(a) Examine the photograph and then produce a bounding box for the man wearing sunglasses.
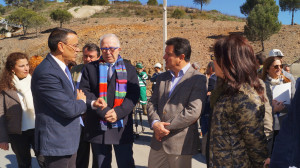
[80,34,139,168]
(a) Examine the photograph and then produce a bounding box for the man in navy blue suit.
[80,34,140,168]
[31,28,90,168]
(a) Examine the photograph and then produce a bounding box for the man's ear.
[57,42,64,53]
[179,54,185,60]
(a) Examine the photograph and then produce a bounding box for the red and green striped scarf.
[98,55,127,129]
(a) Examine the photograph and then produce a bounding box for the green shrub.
[129,0,142,5]
[171,8,185,19]
[147,0,158,6]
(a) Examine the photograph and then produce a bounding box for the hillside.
[0,3,299,77]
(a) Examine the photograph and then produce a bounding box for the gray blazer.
[147,66,207,155]
[0,89,23,143]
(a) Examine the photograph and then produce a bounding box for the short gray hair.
[99,34,120,48]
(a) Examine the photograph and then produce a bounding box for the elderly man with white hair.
[79,34,140,168]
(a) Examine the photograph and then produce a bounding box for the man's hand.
[93,98,107,110]
[272,100,285,113]
[0,142,9,150]
[105,109,117,123]
[77,89,86,102]
[264,158,270,168]
[152,122,170,141]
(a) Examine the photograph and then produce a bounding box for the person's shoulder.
[71,64,84,73]
[124,62,136,72]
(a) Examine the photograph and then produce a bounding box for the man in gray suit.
[147,37,207,168]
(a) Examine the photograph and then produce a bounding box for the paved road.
[0,118,207,168]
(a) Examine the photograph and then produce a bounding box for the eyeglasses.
[210,54,215,61]
[62,42,79,51]
[273,65,283,69]
[100,47,119,53]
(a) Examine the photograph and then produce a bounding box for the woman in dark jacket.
[208,35,268,167]
[0,52,38,168]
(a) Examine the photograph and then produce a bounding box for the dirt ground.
[1,15,299,78]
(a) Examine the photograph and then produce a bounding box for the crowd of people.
[0,27,299,168]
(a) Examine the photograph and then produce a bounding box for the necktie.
[65,67,74,90]
[107,64,113,81]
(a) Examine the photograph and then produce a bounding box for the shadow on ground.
[5,154,40,168]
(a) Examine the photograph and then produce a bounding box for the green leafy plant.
[50,9,73,28]
[171,8,185,19]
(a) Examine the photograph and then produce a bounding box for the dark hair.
[82,43,100,57]
[207,61,215,72]
[166,37,191,62]
[255,52,266,65]
[262,57,282,81]
[214,34,264,100]
[48,28,77,52]
[67,61,77,70]
[0,52,29,91]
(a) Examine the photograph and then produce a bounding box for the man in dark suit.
[147,37,207,168]
[71,43,100,168]
[31,28,88,168]
[80,34,140,168]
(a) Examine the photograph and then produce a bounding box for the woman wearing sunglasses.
[208,35,268,167]
[261,56,295,150]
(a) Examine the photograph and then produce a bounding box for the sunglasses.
[273,65,283,69]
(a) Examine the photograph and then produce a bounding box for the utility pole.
[163,0,167,71]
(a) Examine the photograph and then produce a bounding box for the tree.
[147,0,158,6]
[193,0,211,12]
[244,1,281,51]
[50,9,73,28]
[279,0,300,25]
[240,0,260,16]
[7,7,37,35]
[31,14,47,37]
[32,0,45,11]
[0,5,5,15]
[5,0,30,8]
[87,0,108,5]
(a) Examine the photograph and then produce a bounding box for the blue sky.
[0,0,298,25]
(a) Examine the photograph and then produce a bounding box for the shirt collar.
[50,53,67,71]
[170,63,191,78]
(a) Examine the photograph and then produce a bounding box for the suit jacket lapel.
[161,72,172,106]
[46,54,75,93]
[167,67,194,101]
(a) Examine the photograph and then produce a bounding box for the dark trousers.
[76,127,90,168]
[91,143,135,168]
[44,153,77,168]
[9,129,35,168]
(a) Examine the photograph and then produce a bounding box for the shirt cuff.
[80,99,86,104]
[151,120,160,129]
[91,100,97,110]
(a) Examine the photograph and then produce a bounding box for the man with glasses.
[70,43,100,168]
[31,28,91,168]
[80,34,140,168]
